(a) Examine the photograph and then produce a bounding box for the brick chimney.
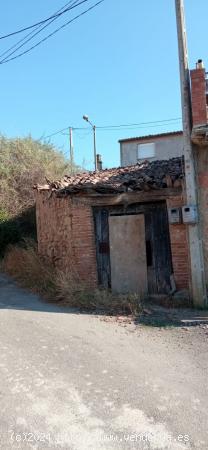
[96,154,103,171]
[190,59,208,128]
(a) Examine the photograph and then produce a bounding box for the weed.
[3,241,143,316]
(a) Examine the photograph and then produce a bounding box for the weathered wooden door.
[93,202,172,294]
[93,209,111,288]
[145,206,173,294]
[151,206,173,294]
[109,214,148,295]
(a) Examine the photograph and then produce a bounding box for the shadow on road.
[0,273,78,315]
[135,303,208,328]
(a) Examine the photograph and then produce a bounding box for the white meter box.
[182,205,198,224]
[168,207,182,224]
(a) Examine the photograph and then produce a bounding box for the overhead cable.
[0,0,90,63]
[0,0,86,40]
[43,117,182,139]
[0,0,78,59]
[0,1,104,65]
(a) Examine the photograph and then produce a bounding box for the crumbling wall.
[35,192,97,288]
[35,191,191,294]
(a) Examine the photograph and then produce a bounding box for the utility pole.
[93,125,97,171]
[69,127,74,174]
[175,0,206,307]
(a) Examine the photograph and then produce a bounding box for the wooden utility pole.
[93,125,98,172]
[175,0,206,307]
[69,127,74,174]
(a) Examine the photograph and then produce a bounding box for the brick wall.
[35,192,97,288]
[35,191,191,294]
[196,147,208,287]
[190,67,207,127]
[166,196,190,291]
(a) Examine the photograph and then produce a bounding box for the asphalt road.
[0,274,208,450]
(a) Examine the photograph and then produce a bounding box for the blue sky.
[0,0,207,169]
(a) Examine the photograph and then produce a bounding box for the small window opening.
[146,240,153,267]
[138,142,155,160]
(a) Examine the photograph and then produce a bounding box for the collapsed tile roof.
[35,157,184,196]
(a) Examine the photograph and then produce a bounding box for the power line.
[44,127,71,139]
[0,0,84,40]
[0,1,104,65]
[97,122,182,132]
[0,0,89,63]
[73,118,181,132]
[43,117,182,139]
[0,0,78,59]
[96,117,181,129]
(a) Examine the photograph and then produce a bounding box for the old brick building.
[34,60,208,305]
[35,158,190,299]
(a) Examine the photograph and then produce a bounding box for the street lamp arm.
[88,119,95,128]
[82,114,94,129]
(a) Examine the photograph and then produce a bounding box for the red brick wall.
[35,192,190,293]
[196,147,208,286]
[166,196,190,291]
[35,192,97,288]
[190,68,207,127]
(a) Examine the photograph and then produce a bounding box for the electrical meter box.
[168,207,181,224]
[182,205,198,224]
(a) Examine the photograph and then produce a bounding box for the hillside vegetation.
[0,135,75,216]
[0,135,78,255]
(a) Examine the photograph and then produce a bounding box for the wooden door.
[151,206,173,293]
[93,209,111,288]
[109,214,148,295]
[145,205,173,294]
[93,203,173,295]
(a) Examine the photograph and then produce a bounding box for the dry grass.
[2,241,143,316]
[2,240,57,297]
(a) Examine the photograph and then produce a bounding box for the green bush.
[0,209,9,222]
[0,135,79,216]
[0,207,37,258]
[0,135,80,255]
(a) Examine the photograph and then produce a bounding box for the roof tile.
[35,157,184,196]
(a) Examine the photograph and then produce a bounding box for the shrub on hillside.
[0,135,80,255]
[0,207,36,258]
[0,209,9,222]
[0,135,77,216]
